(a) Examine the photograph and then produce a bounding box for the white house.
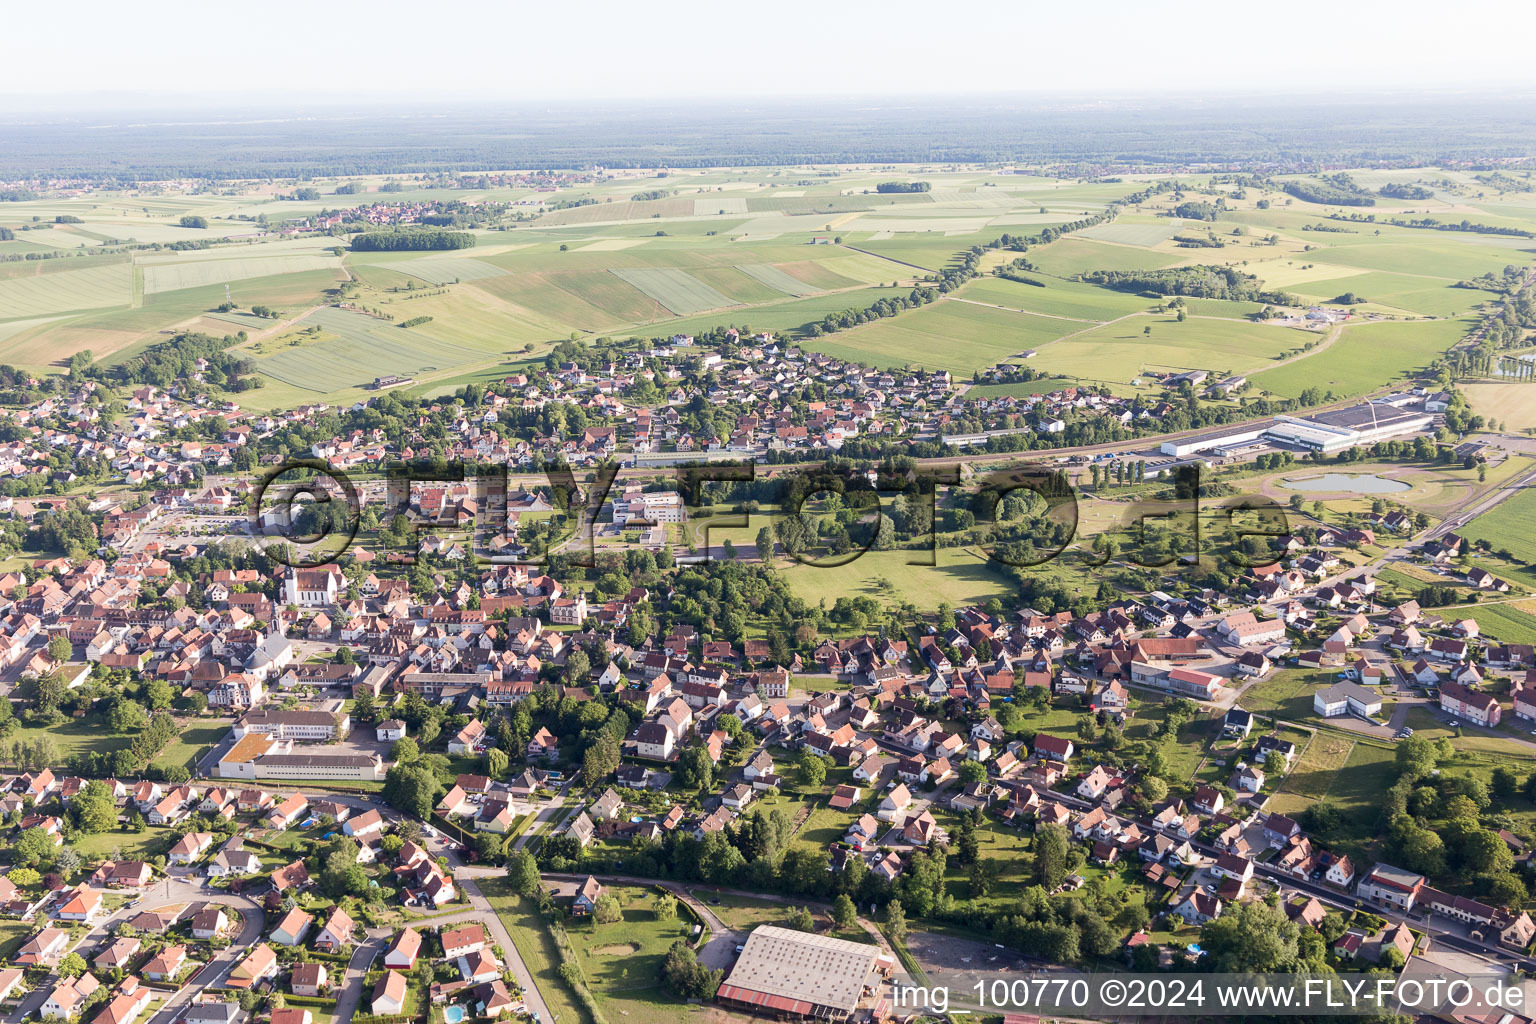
[1313,681,1382,719]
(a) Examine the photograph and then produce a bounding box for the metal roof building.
[717,925,892,1021]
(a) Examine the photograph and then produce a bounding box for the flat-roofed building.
[716,925,892,1022]
[217,733,382,781]
[233,709,349,742]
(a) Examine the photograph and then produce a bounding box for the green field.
[0,262,133,318]
[1316,740,1399,844]
[151,722,228,774]
[649,285,907,338]
[1289,271,1489,317]
[1025,236,1185,277]
[141,254,342,294]
[479,880,595,1024]
[959,275,1152,321]
[8,716,130,767]
[389,255,509,285]
[1251,318,1470,399]
[1462,487,1536,565]
[1460,604,1536,644]
[1077,219,1182,247]
[778,546,1014,613]
[255,305,490,391]
[1267,731,1356,817]
[737,262,822,297]
[802,298,1074,374]
[472,270,665,330]
[1023,313,1310,382]
[687,266,787,304]
[608,267,737,314]
[567,885,709,1024]
[1306,240,1528,280]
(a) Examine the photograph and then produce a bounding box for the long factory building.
[1159,400,1434,458]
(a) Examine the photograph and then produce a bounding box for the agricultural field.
[1461,486,1536,565]
[252,306,490,392]
[1076,218,1183,247]
[1463,382,1536,431]
[1460,603,1536,644]
[140,253,343,294]
[388,255,509,285]
[958,274,1153,321]
[0,163,1530,415]
[609,267,736,315]
[0,261,134,318]
[737,262,828,297]
[802,298,1076,374]
[1022,313,1311,383]
[1250,318,1471,399]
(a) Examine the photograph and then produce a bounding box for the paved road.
[123,882,265,1024]
[453,879,555,1024]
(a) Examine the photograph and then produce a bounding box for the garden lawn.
[7,716,130,767]
[151,722,227,774]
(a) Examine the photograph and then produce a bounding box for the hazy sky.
[7,0,1536,108]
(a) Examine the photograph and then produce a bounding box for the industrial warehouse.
[716,926,896,1021]
[1159,396,1437,458]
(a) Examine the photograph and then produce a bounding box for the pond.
[1279,472,1411,495]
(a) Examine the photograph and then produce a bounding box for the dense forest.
[1281,173,1377,206]
[98,331,261,390]
[1078,265,1296,304]
[349,229,476,252]
[1379,182,1436,200]
[4,96,1536,179]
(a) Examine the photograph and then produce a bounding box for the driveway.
[330,935,385,1024]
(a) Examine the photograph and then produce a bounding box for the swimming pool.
[445,1007,466,1023]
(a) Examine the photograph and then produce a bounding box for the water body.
[1280,473,1411,495]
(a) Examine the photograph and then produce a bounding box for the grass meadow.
[1251,318,1471,399]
